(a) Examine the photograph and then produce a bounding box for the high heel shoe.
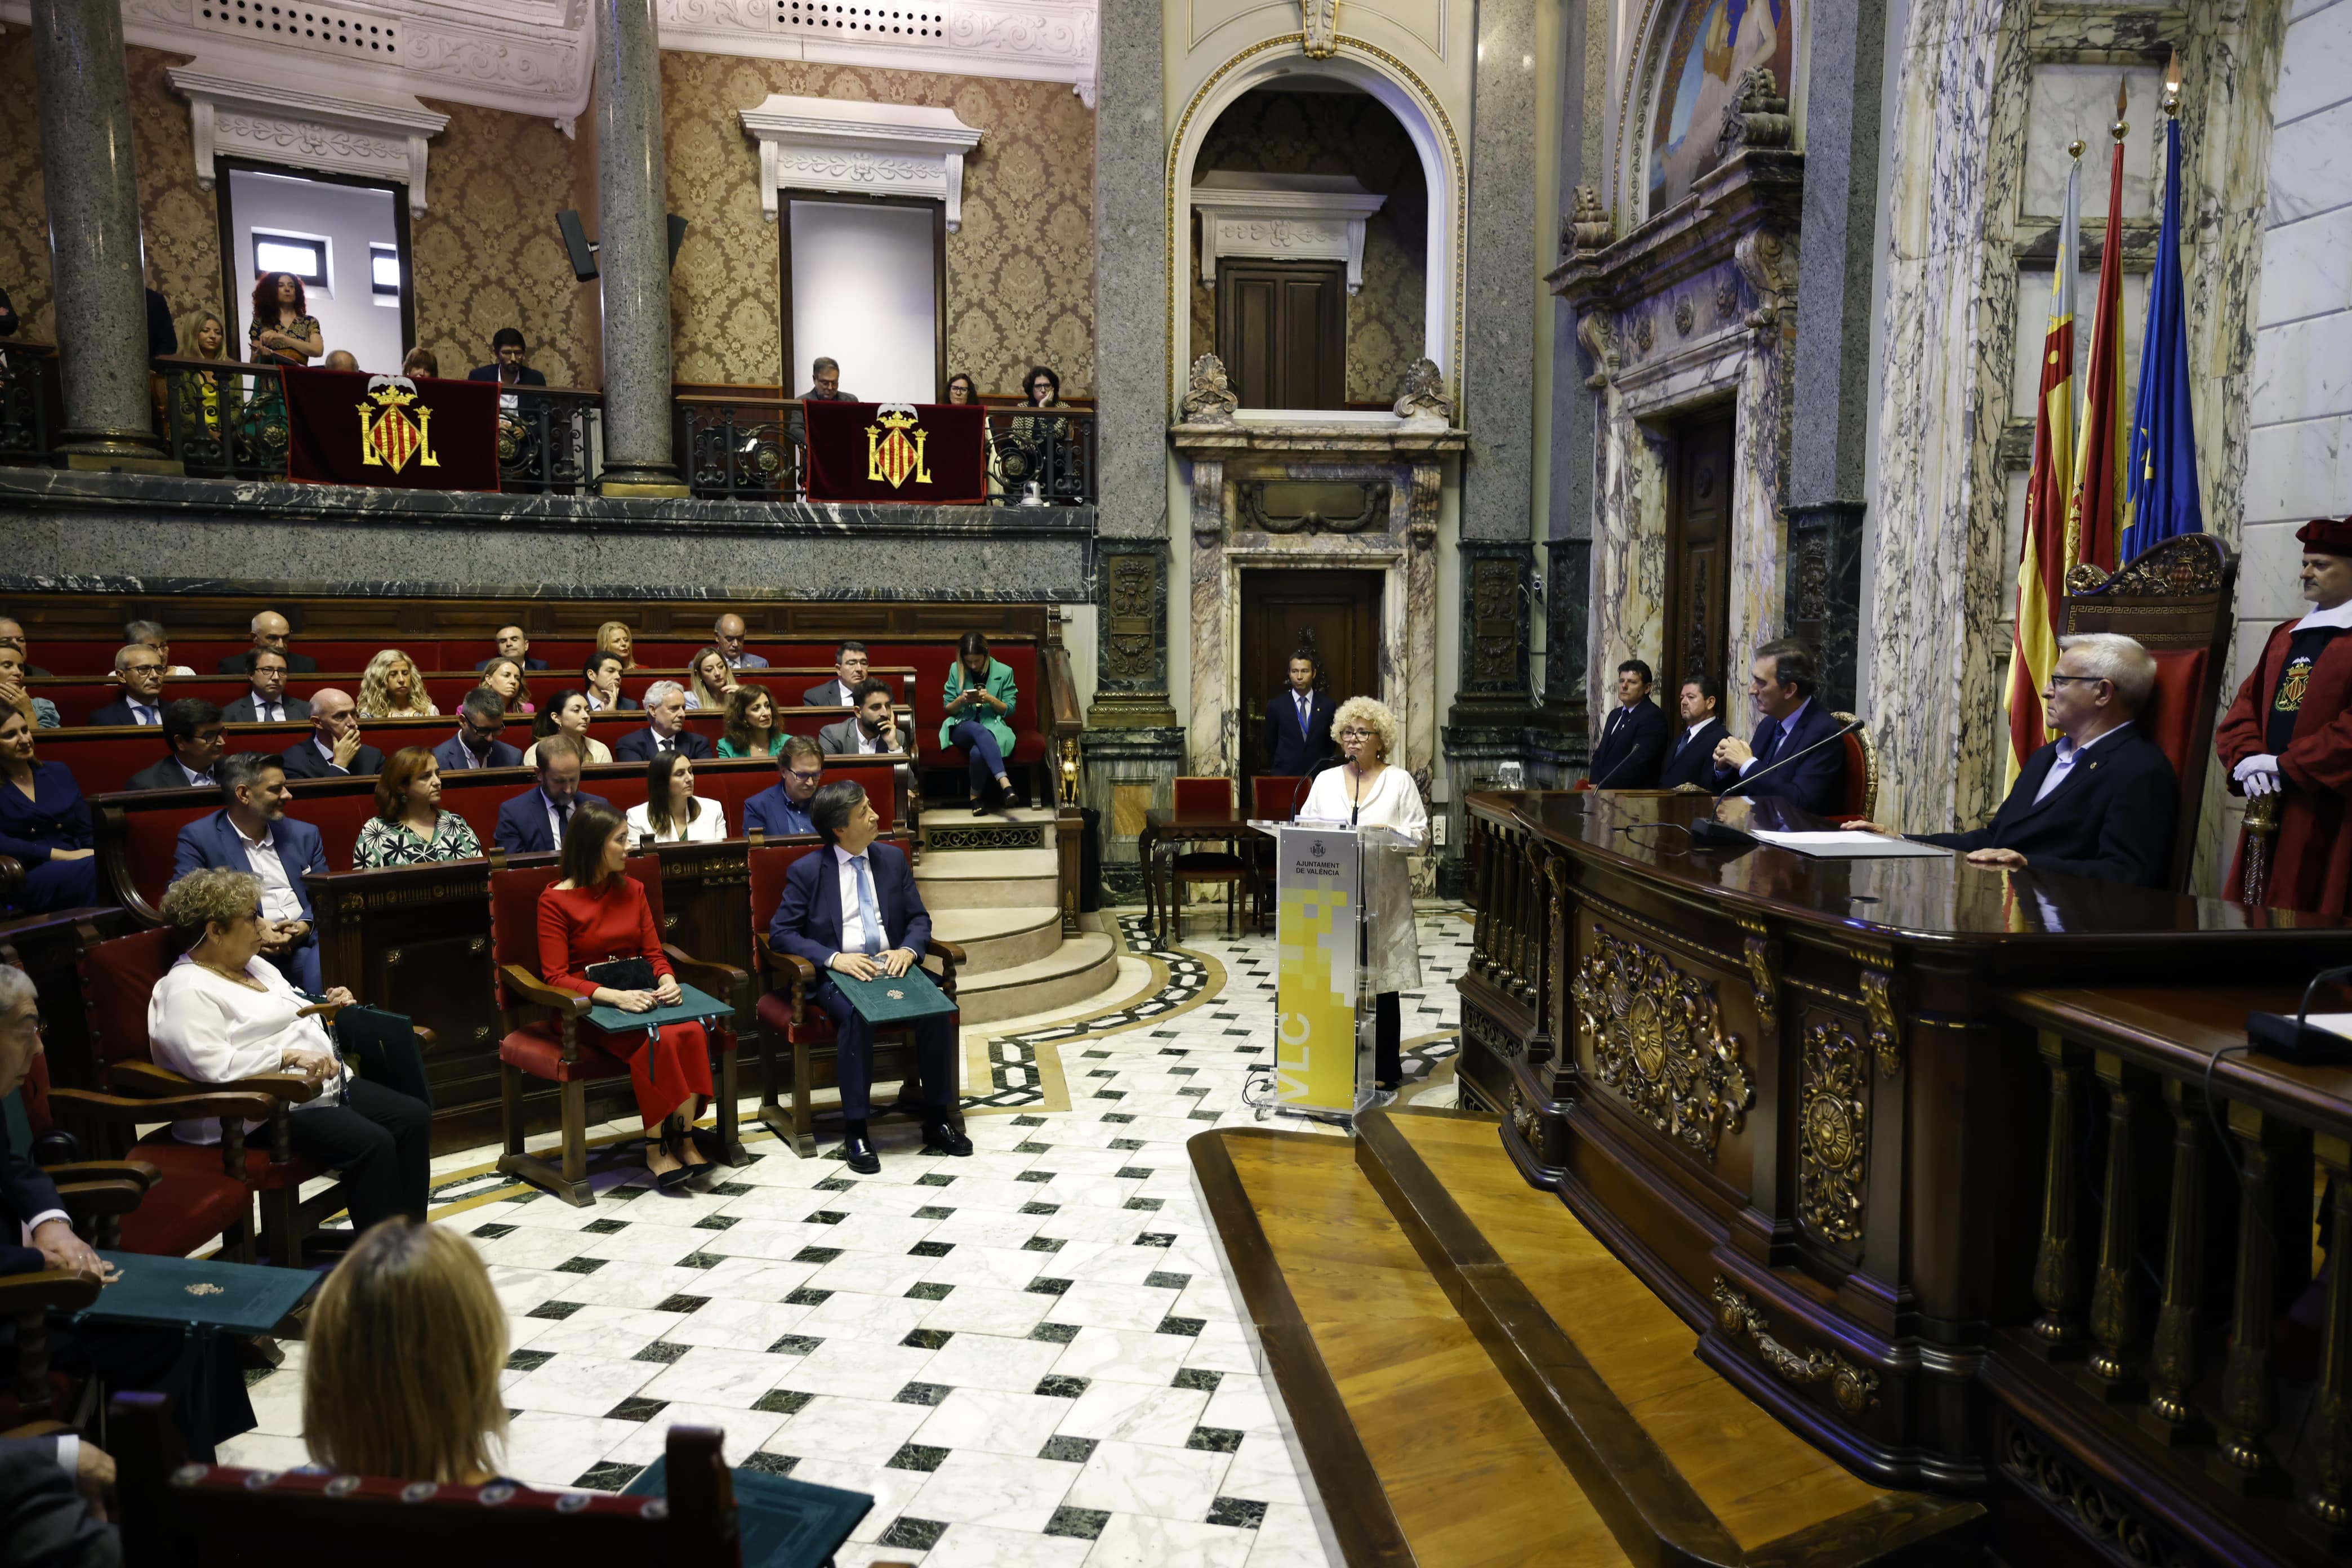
[651,1119,694,1195]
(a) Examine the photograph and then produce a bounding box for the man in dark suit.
[171,753,328,991]
[1262,652,1337,777]
[714,613,769,670]
[768,781,969,1174]
[745,736,825,838]
[803,642,868,709]
[0,1435,117,1567]
[785,357,856,450]
[818,680,902,756]
[1659,675,1730,791]
[493,733,609,854]
[431,689,524,773]
[90,643,170,727]
[1587,659,1668,789]
[466,327,547,389]
[616,681,714,761]
[475,623,549,672]
[1855,634,2179,887]
[212,611,317,674]
[1712,639,1849,817]
[126,700,226,792]
[221,649,310,724]
[278,689,382,779]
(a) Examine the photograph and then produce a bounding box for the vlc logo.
[865,404,933,489]
[355,376,440,474]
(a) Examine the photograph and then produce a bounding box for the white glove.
[2233,754,2281,797]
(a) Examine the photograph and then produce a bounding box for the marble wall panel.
[2266,101,2352,224]
[2019,65,2163,223]
[2255,205,2352,325]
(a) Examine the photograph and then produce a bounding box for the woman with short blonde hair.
[358,649,436,720]
[595,621,638,671]
[304,1218,509,1482]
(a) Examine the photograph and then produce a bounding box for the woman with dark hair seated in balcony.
[941,630,1023,815]
[0,708,99,911]
[353,746,483,868]
[718,685,784,758]
[944,372,977,404]
[524,688,614,766]
[999,364,1076,502]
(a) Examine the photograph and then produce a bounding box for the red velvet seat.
[1823,712,1879,826]
[1166,777,1253,939]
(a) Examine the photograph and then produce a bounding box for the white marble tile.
[912,1387,1073,1457]
[905,1450,1082,1530]
[2243,418,2352,528]
[918,1242,1056,1290]
[600,1401,789,1467]
[1062,1441,1233,1521]
[1049,1280,1182,1329]
[1052,1381,1209,1446]
[518,1304,684,1357]
[1052,1326,1193,1386]
[694,1218,841,1260]
[1200,1373,1281,1435]
[656,1297,815,1349]
[923,1521,1093,1568]
[470,1226,602,1271]
[2021,65,2162,222]
[239,1372,308,1438]
[213,1431,314,1472]
[484,1263,573,1315]
[803,1247,943,1298]
[2269,101,2352,225]
[636,1346,792,1408]
[1086,1512,1256,1568]
[2251,311,2352,426]
[1220,1433,1309,1508]
[1181,1322,1261,1375]
[691,1256,826,1302]
[917,1284,1053,1337]
[795,1288,935,1344]
[776,1339,939,1401]
[916,1331,1069,1393]
[764,1393,934,1465]
[924,1211,1056,1250]
[782,1455,933,1544]
[505,1353,660,1417]
[498,1412,642,1486]
[1245,1503,1337,1567]
[2276,3,2352,125]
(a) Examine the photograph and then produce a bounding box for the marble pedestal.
[1083,725,1188,903]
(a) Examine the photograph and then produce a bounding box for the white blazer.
[627,798,729,844]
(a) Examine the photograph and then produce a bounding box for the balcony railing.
[674,387,1098,506]
[0,339,61,465]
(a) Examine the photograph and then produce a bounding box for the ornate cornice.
[738,94,985,228]
[1546,147,1805,314]
[167,66,449,212]
[658,0,1099,104]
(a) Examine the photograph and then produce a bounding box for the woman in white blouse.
[1298,695,1428,1097]
[524,688,614,767]
[148,867,432,1232]
[626,752,728,844]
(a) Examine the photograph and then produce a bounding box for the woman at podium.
[1299,696,1428,1097]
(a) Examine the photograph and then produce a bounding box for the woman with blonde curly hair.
[594,620,638,671]
[1298,693,1428,1097]
[357,648,437,720]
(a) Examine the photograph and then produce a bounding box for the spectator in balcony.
[401,346,439,379]
[713,613,768,669]
[525,688,614,767]
[280,689,382,780]
[127,700,226,792]
[172,310,236,444]
[0,645,57,730]
[785,355,855,447]
[596,621,640,671]
[616,681,711,761]
[477,656,536,718]
[719,686,784,759]
[0,284,15,337]
[0,618,47,676]
[145,282,176,360]
[743,735,823,838]
[353,747,483,868]
[322,350,360,373]
[944,372,977,405]
[497,732,609,855]
[224,649,310,725]
[124,620,195,676]
[358,649,436,720]
[941,630,1022,814]
[803,642,868,710]
[247,273,321,370]
[467,328,545,391]
[169,753,329,992]
[627,752,727,845]
[432,689,522,772]
[0,709,99,911]
[91,644,171,727]
[998,365,1073,502]
[581,651,638,715]
[684,647,738,713]
[213,611,318,674]
[477,623,547,671]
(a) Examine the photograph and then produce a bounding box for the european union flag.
[2122,114,2202,551]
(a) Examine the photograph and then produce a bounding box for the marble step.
[928,905,1063,977]
[918,804,1059,856]
[911,847,1059,910]
[951,930,1121,1026]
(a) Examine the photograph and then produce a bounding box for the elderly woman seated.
[148,867,432,1234]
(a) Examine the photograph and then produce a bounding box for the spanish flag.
[2003,152,2080,791]
[2066,84,2132,577]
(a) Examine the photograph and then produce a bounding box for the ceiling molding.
[741,92,985,226]
[1191,171,1387,292]
[168,65,449,210]
[658,0,1099,106]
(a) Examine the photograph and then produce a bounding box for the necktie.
[1758,723,1783,766]
[554,798,571,841]
[135,703,157,725]
[851,856,884,955]
[1298,696,1309,736]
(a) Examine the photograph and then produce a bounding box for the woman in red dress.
[537,803,715,1192]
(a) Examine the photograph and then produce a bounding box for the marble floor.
[222,907,1472,1568]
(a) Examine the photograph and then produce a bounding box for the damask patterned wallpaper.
[659,52,1096,394]
[1187,88,1428,406]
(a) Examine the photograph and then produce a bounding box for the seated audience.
[941,631,1023,813]
[478,655,536,717]
[1659,674,1729,791]
[1852,634,2178,887]
[595,620,638,671]
[151,868,430,1231]
[354,747,484,868]
[819,679,902,756]
[213,609,318,674]
[627,753,727,845]
[684,646,737,713]
[719,685,784,758]
[400,346,439,379]
[0,616,47,676]
[171,753,328,991]
[0,1431,117,1566]
[581,651,638,714]
[616,681,712,761]
[768,780,969,1174]
[713,613,768,669]
[495,733,609,854]
[525,688,614,766]
[127,699,226,792]
[322,349,360,373]
[467,327,546,389]
[785,355,855,447]
[223,648,309,724]
[538,804,715,1192]
[0,709,99,911]
[478,623,547,671]
[123,619,195,675]
[944,371,977,404]
[302,1217,508,1484]
[433,689,523,772]
[279,688,382,779]
[744,736,823,836]
[0,644,57,729]
[358,648,437,719]
[1588,658,1667,789]
[1711,639,1848,816]
[804,640,867,709]
[91,643,168,726]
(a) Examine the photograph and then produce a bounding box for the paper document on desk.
[1748,830,1952,859]
[2304,1013,2352,1040]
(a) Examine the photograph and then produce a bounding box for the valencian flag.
[2004,152,2081,790]
[283,368,502,491]
[2121,99,2202,553]
[2065,82,2132,577]
[803,400,988,505]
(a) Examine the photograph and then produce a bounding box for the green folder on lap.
[585,982,735,1037]
[827,963,957,1025]
[623,1455,871,1568]
[78,1251,321,1336]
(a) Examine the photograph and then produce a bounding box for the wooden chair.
[491,857,748,1206]
[1825,712,1879,826]
[749,840,964,1158]
[112,1392,745,1567]
[1246,776,1303,930]
[2060,532,2237,892]
[1166,777,1251,940]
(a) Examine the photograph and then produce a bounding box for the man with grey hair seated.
[123,619,194,675]
[615,679,712,760]
[785,354,855,451]
[1851,631,2179,888]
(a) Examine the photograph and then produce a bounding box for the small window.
[252,232,327,288]
[371,244,400,304]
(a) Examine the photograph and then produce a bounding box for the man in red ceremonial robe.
[2217,517,2352,912]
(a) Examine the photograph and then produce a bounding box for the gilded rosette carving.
[1796,1022,1868,1246]
[1712,1276,1881,1418]
[1571,926,1754,1161]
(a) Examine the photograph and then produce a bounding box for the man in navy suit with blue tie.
[1262,653,1337,778]
[1587,660,1669,788]
[170,753,329,992]
[493,733,610,854]
[1712,639,1849,816]
[769,781,970,1174]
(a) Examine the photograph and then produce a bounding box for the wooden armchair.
[1168,777,1252,939]
[491,857,748,1206]
[1825,712,1879,826]
[1247,776,1304,930]
[747,840,964,1158]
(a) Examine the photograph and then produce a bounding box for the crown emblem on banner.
[865,403,933,489]
[357,376,440,475]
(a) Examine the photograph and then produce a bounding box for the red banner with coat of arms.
[283,367,503,491]
[803,400,987,505]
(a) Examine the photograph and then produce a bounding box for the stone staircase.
[912,807,1120,1026]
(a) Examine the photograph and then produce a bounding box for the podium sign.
[1273,824,1367,1116]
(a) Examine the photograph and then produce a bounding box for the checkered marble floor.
[224,909,1471,1568]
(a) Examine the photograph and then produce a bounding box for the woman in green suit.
[941,631,1023,814]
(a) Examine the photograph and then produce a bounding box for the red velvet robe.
[2216,618,2352,913]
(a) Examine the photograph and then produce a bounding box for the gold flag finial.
[2068,139,2085,161]
[2112,77,2129,141]
[2162,50,2182,117]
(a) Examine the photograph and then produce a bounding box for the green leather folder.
[585,982,735,1038]
[623,1455,871,1567]
[828,964,957,1025]
[78,1251,320,1336]
[329,1003,433,1110]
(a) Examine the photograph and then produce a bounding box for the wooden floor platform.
[1190,1108,1985,1567]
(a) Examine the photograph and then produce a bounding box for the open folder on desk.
[1748,830,1953,859]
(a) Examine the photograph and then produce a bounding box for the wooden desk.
[1459,790,2350,1566]
[1137,807,1266,947]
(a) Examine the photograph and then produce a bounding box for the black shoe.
[922,1119,974,1157]
[840,1134,881,1175]
[999,789,1027,812]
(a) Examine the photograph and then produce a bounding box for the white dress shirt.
[248,691,288,723]
[2295,597,2352,633]
[832,844,888,956]
[626,798,729,844]
[2033,721,2132,805]
[126,699,161,725]
[854,722,893,755]
[234,818,305,922]
[148,954,343,1143]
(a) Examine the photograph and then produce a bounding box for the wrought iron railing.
[0,340,61,465]
[983,405,1097,507]
[675,392,799,501]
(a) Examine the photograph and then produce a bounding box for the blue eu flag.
[2122,115,2202,552]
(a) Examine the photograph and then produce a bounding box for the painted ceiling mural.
[1647,0,1793,216]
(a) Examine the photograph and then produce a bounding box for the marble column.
[31,0,175,472]
[1459,0,1540,545]
[593,0,686,496]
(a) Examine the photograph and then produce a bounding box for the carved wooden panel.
[1796,1015,1870,1248]
[1570,923,1753,1162]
